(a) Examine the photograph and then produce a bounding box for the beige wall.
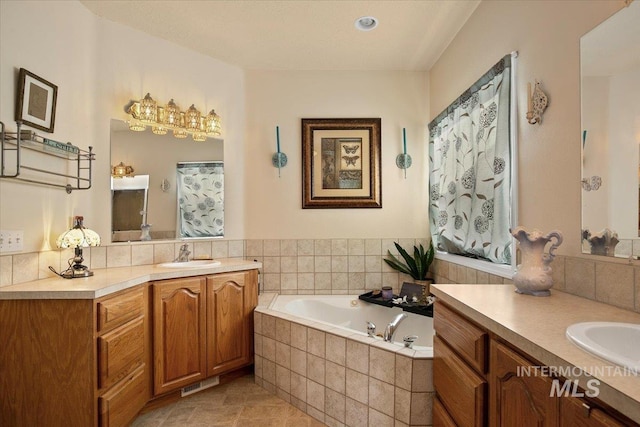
[0,1,246,252]
[244,70,429,239]
[429,0,622,256]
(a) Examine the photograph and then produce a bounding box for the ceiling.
[80,0,480,71]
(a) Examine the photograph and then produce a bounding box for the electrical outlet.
[0,230,24,253]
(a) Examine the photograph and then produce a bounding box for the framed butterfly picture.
[302,118,381,208]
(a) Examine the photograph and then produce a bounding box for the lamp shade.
[56,216,101,249]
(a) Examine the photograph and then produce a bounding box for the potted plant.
[384,241,435,301]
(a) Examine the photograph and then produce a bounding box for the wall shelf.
[0,121,94,193]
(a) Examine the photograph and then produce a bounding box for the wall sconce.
[52,216,101,279]
[272,125,288,177]
[111,162,134,178]
[526,80,548,124]
[395,128,412,178]
[125,93,221,141]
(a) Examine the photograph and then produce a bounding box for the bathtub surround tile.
[263,315,277,339]
[395,355,412,391]
[279,240,297,256]
[326,334,346,366]
[332,256,349,273]
[263,240,281,256]
[263,337,276,362]
[365,255,382,272]
[332,239,348,256]
[365,272,383,290]
[369,377,395,417]
[276,342,291,368]
[348,272,365,293]
[394,387,411,425]
[595,262,634,310]
[325,414,345,427]
[276,388,291,404]
[291,396,307,413]
[254,312,263,335]
[254,355,263,379]
[298,256,315,273]
[314,273,332,291]
[263,359,276,385]
[298,239,315,256]
[263,257,281,273]
[412,359,433,392]
[263,273,281,292]
[298,273,315,291]
[348,256,365,273]
[280,273,298,292]
[276,318,291,344]
[315,239,332,255]
[291,347,307,376]
[307,328,326,357]
[348,239,365,256]
[255,334,263,357]
[276,365,291,394]
[246,240,263,257]
[325,388,346,423]
[326,361,346,394]
[315,256,331,273]
[345,397,369,427]
[306,379,326,411]
[410,392,433,425]
[364,239,382,256]
[345,369,369,404]
[369,408,394,427]
[307,353,326,385]
[281,256,298,273]
[263,380,276,394]
[291,372,307,401]
[306,405,326,424]
[291,323,308,351]
[370,347,396,384]
[346,340,370,374]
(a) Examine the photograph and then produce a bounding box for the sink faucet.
[383,313,408,342]
[175,243,191,262]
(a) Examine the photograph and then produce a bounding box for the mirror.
[110,119,224,242]
[581,1,640,258]
[111,175,149,242]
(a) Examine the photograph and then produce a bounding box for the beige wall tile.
[369,378,394,417]
[263,273,281,292]
[348,239,365,256]
[410,392,434,425]
[131,244,153,266]
[348,272,365,292]
[291,372,307,402]
[368,408,394,427]
[394,387,411,425]
[298,256,315,273]
[12,253,38,284]
[298,239,315,256]
[315,239,332,255]
[276,365,291,394]
[291,347,307,376]
[106,245,131,268]
[395,355,412,391]
[595,262,634,310]
[263,359,276,385]
[345,397,368,427]
[635,266,640,313]
[254,355,263,379]
[332,273,349,291]
[412,359,433,392]
[332,239,348,256]
[365,256,382,273]
[0,256,12,287]
[551,255,566,291]
[280,240,297,256]
[262,314,276,339]
[193,241,212,259]
[306,405,325,424]
[349,256,365,272]
[326,361,346,394]
[263,257,281,273]
[212,240,230,258]
[291,323,307,351]
[153,243,174,264]
[565,257,596,299]
[332,256,348,273]
[281,273,298,291]
[314,273,332,292]
[326,334,346,366]
[281,256,298,273]
[306,380,325,411]
[307,354,326,385]
[298,273,315,291]
[276,342,291,369]
[245,240,263,257]
[263,239,281,256]
[345,369,368,404]
[38,250,59,279]
[346,340,369,374]
[315,256,331,273]
[369,348,395,384]
[307,328,326,357]
[263,337,276,362]
[276,318,291,344]
[325,388,346,423]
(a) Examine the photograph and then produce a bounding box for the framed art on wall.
[15,68,58,133]
[302,118,381,208]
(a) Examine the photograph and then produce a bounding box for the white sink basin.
[566,322,640,373]
[157,260,221,268]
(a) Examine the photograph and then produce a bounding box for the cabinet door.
[490,340,558,427]
[152,277,206,395]
[206,270,258,377]
[560,395,630,427]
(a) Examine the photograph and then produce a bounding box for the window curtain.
[177,161,224,238]
[428,55,512,264]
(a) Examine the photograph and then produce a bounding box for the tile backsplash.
[2,237,640,315]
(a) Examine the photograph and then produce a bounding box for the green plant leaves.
[383,241,434,280]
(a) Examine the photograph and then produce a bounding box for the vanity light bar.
[126,93,221,141]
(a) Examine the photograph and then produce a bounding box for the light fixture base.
[61,267,94,279]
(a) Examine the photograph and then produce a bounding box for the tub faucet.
[366,321,376,337]
[383,313,408,342]
[175,243,191,262]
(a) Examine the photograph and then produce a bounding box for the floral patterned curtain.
[177,161,224,238]
[428,55,512,264]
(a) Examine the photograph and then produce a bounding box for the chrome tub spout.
[383,313,408,342]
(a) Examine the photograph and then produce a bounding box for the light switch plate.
[0,230,24,253]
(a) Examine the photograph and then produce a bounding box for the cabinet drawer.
[99,364,147,427]
[434,302,487,374]
[434,335,486,427]
[560,395,630,427]
[98,317,145,389]
[97,287,144,333]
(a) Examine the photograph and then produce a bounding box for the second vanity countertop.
[0,258,262,300]
[431,284,640,424]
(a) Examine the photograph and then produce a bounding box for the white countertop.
[0,258,261,300]
[431,284,640,424]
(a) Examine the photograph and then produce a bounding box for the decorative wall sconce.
[272,125,288,177]
[526,81,548,124]
[111,162,134,178]
[125,93,221,141]
[395,128,412,178]
[581,175,602,191]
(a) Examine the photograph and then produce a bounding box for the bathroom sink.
[566,322,640,373]
[157,260,221,268]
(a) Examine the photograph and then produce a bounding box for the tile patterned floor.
[131,374,326,427]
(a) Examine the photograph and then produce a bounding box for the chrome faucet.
[366,321,377,338]
[175,243,191,262]
[383,313,408,342]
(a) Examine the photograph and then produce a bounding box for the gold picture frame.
[15,68,58,133]
[302,118,382,209]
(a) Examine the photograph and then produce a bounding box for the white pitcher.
[511,227,563,296]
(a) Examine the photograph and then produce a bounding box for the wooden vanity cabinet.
[151,269,258,396]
